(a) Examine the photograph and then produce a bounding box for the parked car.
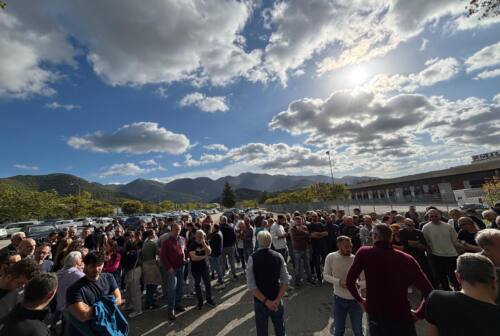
[95,217,113,228]
[73,217,95,227]
[23,223,58,243]
[55,219,75,230]
[4,221,40,237]
[0,227,8,239]
[459,203,488,210]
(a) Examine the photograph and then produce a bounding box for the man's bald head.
[19,238,36,258]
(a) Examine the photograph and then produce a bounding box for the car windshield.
[29,225,54,233]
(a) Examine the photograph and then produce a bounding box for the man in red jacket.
[160,223,187,320]
[346,224,433,336]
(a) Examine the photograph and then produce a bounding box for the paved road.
[128,269,426,336]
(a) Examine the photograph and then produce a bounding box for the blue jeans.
[332,295,363,336]
[166,267,184,312]
[210,256,224,284]
[254,299,286,336]
[294,249,312,284]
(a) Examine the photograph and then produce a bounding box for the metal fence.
[263,197,459,215]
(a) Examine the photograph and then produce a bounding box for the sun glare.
[348,66,368,86]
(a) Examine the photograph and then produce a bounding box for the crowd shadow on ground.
[129,272,332,336]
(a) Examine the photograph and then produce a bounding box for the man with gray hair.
[247,230,291,336]
[476,228,500,305]
[1,232,26,252]
[482,210,498,228]
[56,251,84,313]
[425,253,500,336]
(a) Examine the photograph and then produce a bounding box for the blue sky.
[1,0,499,184]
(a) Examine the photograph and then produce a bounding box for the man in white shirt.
[422,209,460,291]
[271,215,289,262]
[324,236,365,336]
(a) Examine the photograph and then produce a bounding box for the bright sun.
[348,66,368,86]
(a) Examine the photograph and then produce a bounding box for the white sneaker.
[128,311,143,318]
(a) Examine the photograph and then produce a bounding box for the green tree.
[221,182,236,208]
[483,177,500,206]
[240,200,258,208]
[160,200,176,211]
[121,200,143,215]
[143,202,160,213]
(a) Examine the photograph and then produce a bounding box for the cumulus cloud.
[57,0,263,87]
[45,102,81,110]
[203,144,229,152]
[179,92,229,113]
[269,88,500,157]
[369,57,461,93]
[67,122,190,155]
[262,0,465,83]
[0,3,74,98]
[474,68,500,80]
[465,41,500,73]
[100,161,165,178]
[14,164,39,171]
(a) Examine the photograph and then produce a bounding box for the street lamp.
[326,151,335,186]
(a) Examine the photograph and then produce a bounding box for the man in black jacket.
[247,230,291,336]
[2,273,57,336]
[219,216,237,279]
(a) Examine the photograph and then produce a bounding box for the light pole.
[326,150,335,186]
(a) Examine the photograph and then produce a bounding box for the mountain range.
[0,173,376,204]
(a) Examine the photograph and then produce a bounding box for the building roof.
[349,160,500,190]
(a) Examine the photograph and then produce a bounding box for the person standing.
[18,238,36,259]
[209,224,224,287]
[359,215,374,246]
[34,243,54,273]
[247,231,291,336]
[307,212,328,284]
[160,223,186,321]
[422,209,460,291]
[242,217,255,264]
[405,206,420,224]
[475,229,500,305]
[1,232,25,253]
[122,231,142,318]
[323,236,365,336]
[188,230,216,309]
[0,258,39,324]
[66,252,122,333]
[235,220,247,271]
[141,230,162,310]
[346,224,433,336]
[56,251,84,314]
[220,217,238,279]
[341,217,361,252]
[291,216,313,286]
[271,215,289,262]
[425,253,500,336]
[2,273,58,336]
[399,218,433,284]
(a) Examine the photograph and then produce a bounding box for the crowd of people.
[0,202,499,336]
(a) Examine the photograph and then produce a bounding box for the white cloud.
[420,38,429,51]
[68,122,190,155]
[465,41,500,73]
[100,162,165,178]
[0,3,74,98]
[139,159,158,166]
[58,0,263,87]
[14,164,39,171]
[269,89,500,158]
[493,93,500,105]
[369,57,461,93]
[180,92,229,113]
[262,0,465,83]
[474,68,500,80]
[154,86,168,98]
[203,144,229,152]
[45,101,81,110]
